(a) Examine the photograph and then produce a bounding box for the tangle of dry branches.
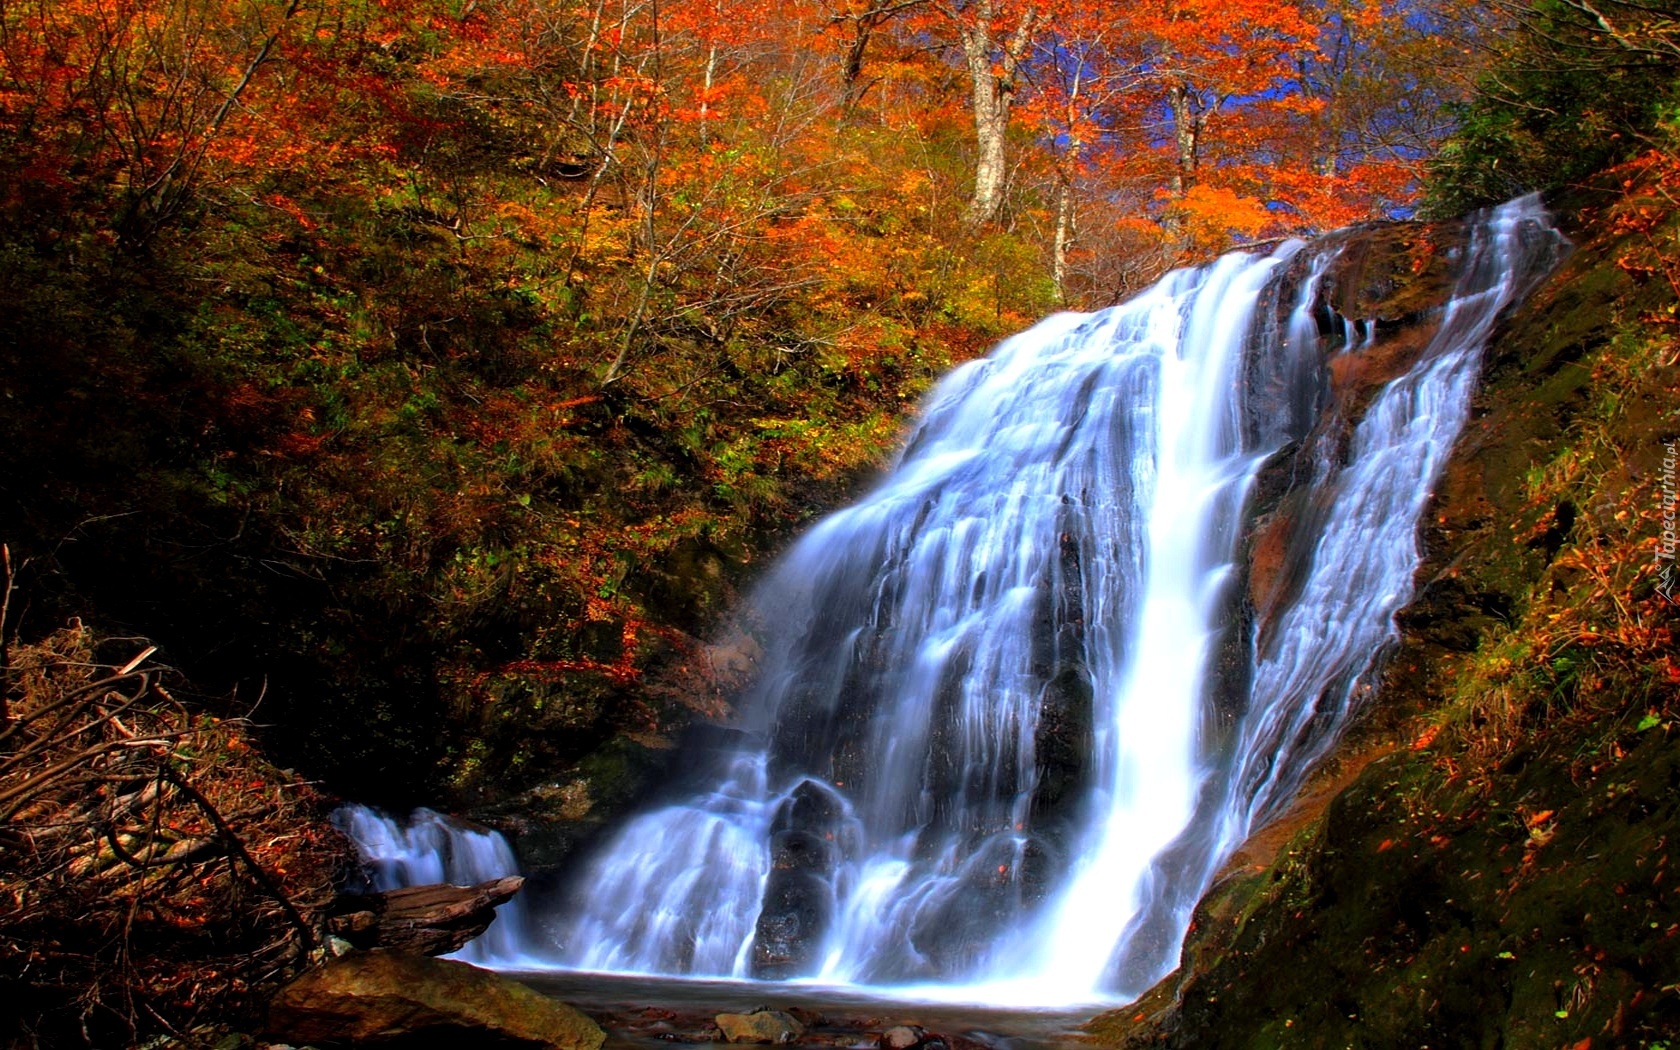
[1,622,345,1049]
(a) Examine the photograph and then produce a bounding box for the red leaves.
[267,192,318,231]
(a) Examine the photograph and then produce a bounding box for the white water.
[337,199,1563,1002]
[331,805,531,966]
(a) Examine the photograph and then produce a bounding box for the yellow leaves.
[576,210,636,267]
[493,200,535,225]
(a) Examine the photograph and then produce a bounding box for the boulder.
[879,1024,926,1049]
[750,779,853,978]
[266,951,604,1049]
[748,869,832,978]
[714,1009,806,1044]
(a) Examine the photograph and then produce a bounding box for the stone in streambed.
[715,1009,806,1043]
[878,1025,926,1049]
[266,951,604,1049]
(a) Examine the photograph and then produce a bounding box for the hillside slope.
[1089,154,1680,1050]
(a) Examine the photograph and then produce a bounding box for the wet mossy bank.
[1086,173,1680,1047]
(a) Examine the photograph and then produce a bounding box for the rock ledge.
[266,951,604,1049]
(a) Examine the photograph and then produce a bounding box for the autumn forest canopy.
[0,0,1676,804]
[0,0,1474,291]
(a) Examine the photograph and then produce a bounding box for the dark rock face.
[752,780,847,978]
[751,870,834,979]
[265,951,605,1049]
[1028,509,1097,844]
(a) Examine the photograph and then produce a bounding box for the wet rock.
[902,836,1056,976]
[879,1025,926,1049]
[779,779,848,836]
[751,780,851,978]
[750,869,833,978]
[715,1009,806,1044]
[771,828,836,872]
[783,1006,827,1028]
[1323,221,1464,325]
[1029,644,1095,839]
[1023,511,1095,855]
[265,951,604,1050]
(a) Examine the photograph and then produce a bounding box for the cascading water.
[545,198,1563,1003]
[333,805,530,966]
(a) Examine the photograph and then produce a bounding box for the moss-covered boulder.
[265,952,606,1049]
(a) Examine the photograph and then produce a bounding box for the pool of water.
[512,970,1105,1049]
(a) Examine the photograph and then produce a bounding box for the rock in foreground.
[715,1008,807,1043]
[266,951,605,1049]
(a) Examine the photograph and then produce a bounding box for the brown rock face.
[1236,219,1480,652]
[1323,220,1464,324]
[265,951,605,1049]
[879,1023,928,1049]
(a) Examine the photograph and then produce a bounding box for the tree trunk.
[840,19,874,117]
[1169,83,1200,196]
[838,1,926,120]
[328,876,526,956]
[697,42,717,137]
[1053,176,1075,302]
[956,0,1037,227]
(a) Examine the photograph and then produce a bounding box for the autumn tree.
[918,0,1046,226]
[1428,0,1680,213]
[819,0,927,118]
[0,0,305,244]
[1257,0,1470,229]
[1021,13,1144,298]
[598,0,846,384]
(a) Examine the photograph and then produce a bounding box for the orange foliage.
[1169,184,1277,248]
[0,0,1443,262]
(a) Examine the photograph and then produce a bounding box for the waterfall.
[552,199,1562,1002]
[332,804,530,966]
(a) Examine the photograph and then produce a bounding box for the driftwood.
[329,875,524,955]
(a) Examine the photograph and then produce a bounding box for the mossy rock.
[266,952,606,1049]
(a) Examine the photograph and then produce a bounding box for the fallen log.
[328,875,524,956]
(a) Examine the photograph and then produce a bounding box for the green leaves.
[1424,0,1680,213]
